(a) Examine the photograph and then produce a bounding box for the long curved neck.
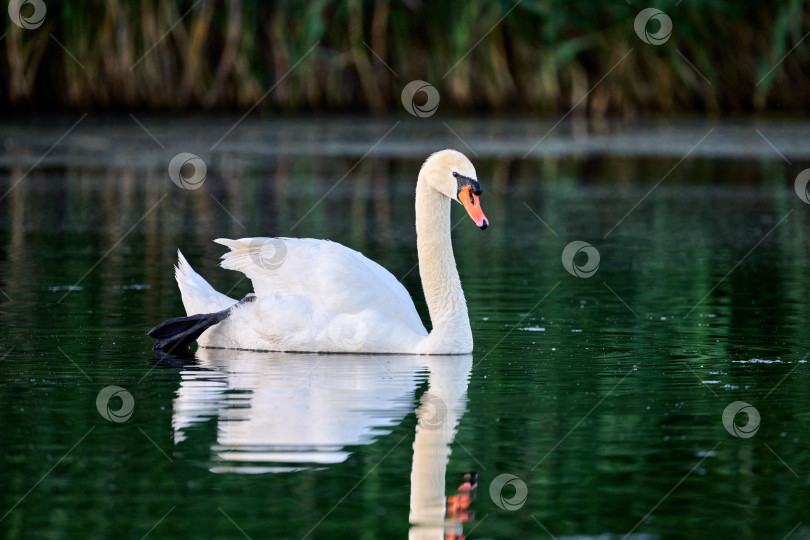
[415,174,472,354]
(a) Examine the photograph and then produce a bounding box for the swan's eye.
[452,171,459,178]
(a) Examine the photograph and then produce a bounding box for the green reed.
[0,0,806,114]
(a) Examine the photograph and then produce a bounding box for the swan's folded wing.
[214,237,427,336]
[215,237,297,295]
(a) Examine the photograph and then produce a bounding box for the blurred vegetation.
[0,0,808,114]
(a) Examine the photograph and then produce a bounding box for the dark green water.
[1,118,809,539]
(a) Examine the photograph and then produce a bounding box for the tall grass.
[1,0,807,114]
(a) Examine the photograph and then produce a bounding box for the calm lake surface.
[1,116,809,539]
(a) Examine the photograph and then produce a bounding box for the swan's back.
[215,237,427,342]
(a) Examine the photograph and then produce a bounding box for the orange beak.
[459,186,489,230]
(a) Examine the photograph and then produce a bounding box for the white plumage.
[169,149,488,355]
[177,238,428,353]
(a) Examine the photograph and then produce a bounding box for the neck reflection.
[167,349,474,537]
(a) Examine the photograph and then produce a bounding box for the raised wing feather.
[214,237,426,336]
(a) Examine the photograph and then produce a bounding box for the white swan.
[149,149,488,355]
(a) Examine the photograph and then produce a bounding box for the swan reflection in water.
[167,348,475,538]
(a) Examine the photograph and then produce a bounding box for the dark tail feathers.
[148,295,256,356]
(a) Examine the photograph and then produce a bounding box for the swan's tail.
[148,295,256,355]
[176,250,235,315]
[149,251,241,356]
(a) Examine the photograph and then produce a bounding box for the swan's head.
[421,149,489,230]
